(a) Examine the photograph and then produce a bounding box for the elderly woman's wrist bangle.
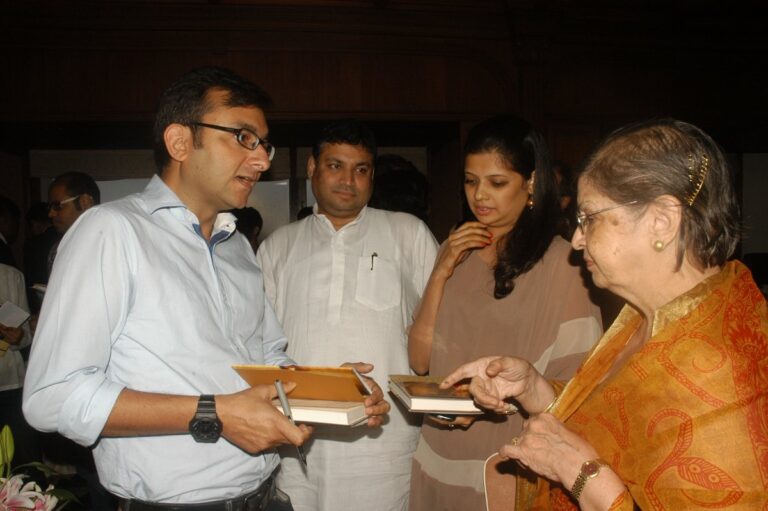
[542,396,557,414]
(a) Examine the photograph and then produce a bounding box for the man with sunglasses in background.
[45,172,100,275]
[48,172,101,235]
[23,66,389,511]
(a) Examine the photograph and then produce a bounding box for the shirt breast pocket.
[355,255,401,311]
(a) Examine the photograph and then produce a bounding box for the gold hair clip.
[686,153,708,206]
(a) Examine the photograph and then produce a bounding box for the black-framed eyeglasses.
[575,200,639,234]
[192,122,276,161]
[48,195,81,212]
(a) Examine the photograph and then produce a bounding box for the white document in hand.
[0,301,30,328]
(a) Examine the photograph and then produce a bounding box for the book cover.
[234,365,373,426]
[0,301,31,329]
[388,374,483,414]
[233,365,369,402]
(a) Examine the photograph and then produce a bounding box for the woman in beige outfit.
[407,115,603,510]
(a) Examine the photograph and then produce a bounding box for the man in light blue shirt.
[22,67,388,508]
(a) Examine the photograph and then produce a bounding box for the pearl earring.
[653,240,665,252]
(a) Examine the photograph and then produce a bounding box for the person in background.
[444,119,768,510]
[0,195,21,269]
[407,115,602,511]
[23,66,389,510]
[38,172,110,508]
[46,172,101,276]
[0,262,38,469]
[23,202,60,313]
[232,206,263,254]
[553,160,577,240]
[369,153,430,223]
[257,120,438,511]
[47,172,101,235]
[296,206,313,221]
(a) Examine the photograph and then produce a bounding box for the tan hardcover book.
[233,365,371,426]
[273,398,367,426]
[388,374,483,414]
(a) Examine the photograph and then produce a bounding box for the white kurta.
[256,206,438,511]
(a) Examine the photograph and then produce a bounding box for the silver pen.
[274,379,307,467]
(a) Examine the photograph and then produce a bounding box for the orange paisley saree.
[514,261,768,510]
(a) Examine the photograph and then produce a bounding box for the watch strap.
[570,459,605,501]
[197,394,217,416]
[189,394,222,443]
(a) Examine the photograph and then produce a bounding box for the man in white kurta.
[256,120,438,511]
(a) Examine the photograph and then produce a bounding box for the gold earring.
[653,240,665,252]
[526,195,534,210]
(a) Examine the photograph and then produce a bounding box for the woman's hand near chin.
[433,222,492,280]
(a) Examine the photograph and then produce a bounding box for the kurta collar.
[312,204,369,233]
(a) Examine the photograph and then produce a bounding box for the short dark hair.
[0,195,21,243]
[297,206,314,220]
[311,119,377,160]
[50,172,101,206]
[0,195,21,221]
[26,202,50,223]
[232,207,263,238]
[581,118,740,269]
[369,154,429,222]
[464,115,560,299]
[153,66,273,172]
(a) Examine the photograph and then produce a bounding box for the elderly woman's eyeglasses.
[575,201,638,234]
[48,195,81,212]
[192,122,276,161]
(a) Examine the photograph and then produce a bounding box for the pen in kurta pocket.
[370,252,378,270]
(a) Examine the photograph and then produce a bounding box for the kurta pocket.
[355,255,401,310]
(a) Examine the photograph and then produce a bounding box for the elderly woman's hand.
[500,414,628,509]
[440,356,546,414]
[500,413,598,483]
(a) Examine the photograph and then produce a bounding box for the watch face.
[190,417,222,443]
[583,460,601,477]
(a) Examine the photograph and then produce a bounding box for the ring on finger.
[502,403,517,415]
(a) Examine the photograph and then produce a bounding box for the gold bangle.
[542,396,557,414]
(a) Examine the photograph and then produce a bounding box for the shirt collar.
[141,175,237,241]
[142,175,186,214]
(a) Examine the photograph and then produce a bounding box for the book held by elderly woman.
[388,374,484,414]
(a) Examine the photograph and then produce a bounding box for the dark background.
[2,0,767,243]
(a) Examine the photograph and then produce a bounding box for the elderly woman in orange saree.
[443,119,768,510]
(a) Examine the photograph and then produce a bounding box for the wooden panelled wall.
[2,1,767,242]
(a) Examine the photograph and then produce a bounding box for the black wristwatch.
[189,395,222,443]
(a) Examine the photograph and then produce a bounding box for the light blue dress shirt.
[23,176,293,503]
